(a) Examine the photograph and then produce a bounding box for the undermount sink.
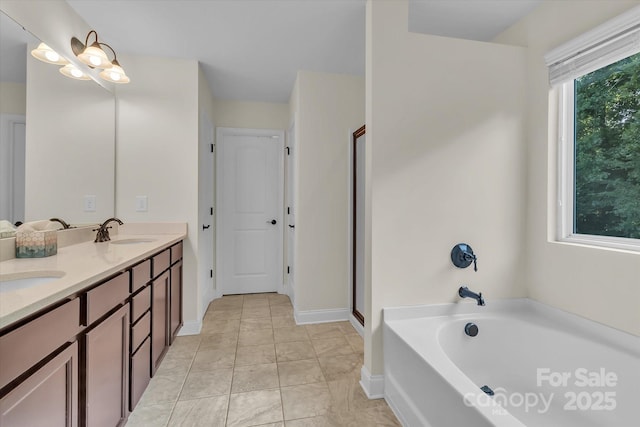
[0,271,65,294]
[109,238,156,245]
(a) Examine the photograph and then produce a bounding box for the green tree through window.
[574,52,640,239]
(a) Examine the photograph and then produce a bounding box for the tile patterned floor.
[125,293,400,427]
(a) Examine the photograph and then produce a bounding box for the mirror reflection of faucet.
[458,286,485,306]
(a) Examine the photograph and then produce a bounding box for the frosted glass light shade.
[77,42,112,69]
[59,64,91,80]
[99,61,130,84]
[31,43,69,65]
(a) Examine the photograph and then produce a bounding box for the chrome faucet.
[94,218,123,242]
[50,218,72,229]
[458,286,485,306]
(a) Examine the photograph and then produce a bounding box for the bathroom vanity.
[0,227,185,427]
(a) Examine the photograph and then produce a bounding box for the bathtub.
[383,299,640,427]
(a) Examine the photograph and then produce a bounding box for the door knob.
[288,225,295,229]
[267,219,277,225]
[202,224,211,230]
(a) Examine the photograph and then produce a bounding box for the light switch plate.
[135,196,148,212]
[84,195,96,212]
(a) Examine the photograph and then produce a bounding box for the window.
[546,7,640,251]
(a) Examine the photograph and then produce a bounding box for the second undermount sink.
[0,271,65,294]
[109,238,156,245]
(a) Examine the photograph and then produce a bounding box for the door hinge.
[285,146,290,155]
[210,207,213,215]
[210,143,214,153]
[287,266,290,274]
[210,269,213,278]
[287,207,290,215]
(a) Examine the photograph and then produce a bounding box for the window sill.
[555,234,640,254]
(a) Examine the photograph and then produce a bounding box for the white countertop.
[0,224,186,329]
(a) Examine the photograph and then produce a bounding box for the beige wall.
[366,0,528,375]
[212,98,289,130]
[291,70,365,313]
[115,54,200,328]
[0,82,26,115]
[494,0,640,336]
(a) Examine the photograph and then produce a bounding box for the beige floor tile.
[179,368,233,400]
[227,389,283,427]
[240,317,273,331]
[171,335,202,353]
[137,373,185,406]
[284,414,345,427]
[281,383,332,420]
[239,329,275,346]
[201,318,240,334]
[206,308,242,321]
[190,347,236,371]
[325,377,378,413]
[232,363,279,393]
[278,359,325,387]
[275,341,316,362]
[305,324,344,340]
[311,336,354,358]
[125,402,174,427]
[198,331,238,351]
[154,351,194,377]
[353,404,401,426]
[168,395,228,427]
[243,299,271,309]
[268,294,292,306]
[272,315,297,328]
[344,334,363,354]
[242,306,272,319]
[318,353,363,381]
[335,322,358,336]
[273,326,309,343]
[318,354,362,382]
[235,343,277,366]
[269,305,293,317]
[243,293,270,302]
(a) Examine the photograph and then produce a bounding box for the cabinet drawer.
[131,286,151,322]
[130,337,151,411]
[0,298,81,390]
[152,249,170,278]
[131,311,150,352]
[131,260,151,293]
[86,272,130,325]
[171,241,183,264]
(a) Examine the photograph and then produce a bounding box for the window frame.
[555,62,640,253]
[548,6,640,252]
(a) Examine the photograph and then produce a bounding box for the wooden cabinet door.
[0,341,78,427]
[151,271,169,375]
[169,260,183,343]
[84,304,129,427]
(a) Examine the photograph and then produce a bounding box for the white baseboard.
[177,320,202,336]
[349,314,364,337]
[360,365,385,399]
[294,307,349,325]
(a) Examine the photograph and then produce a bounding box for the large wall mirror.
[0,11,115,230]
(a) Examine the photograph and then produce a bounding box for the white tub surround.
[0,222,186,328]
[383,299,640,427]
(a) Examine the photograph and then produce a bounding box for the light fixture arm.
[98,42,118,63]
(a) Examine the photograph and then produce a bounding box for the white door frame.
[215,127,285,296]
[285,115,297,304]
[198,110,216,311]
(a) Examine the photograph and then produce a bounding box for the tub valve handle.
[451,243,478,272]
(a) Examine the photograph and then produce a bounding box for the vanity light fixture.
[59,64,91,81]
[72,30,112,69]
[71,30,130,84]
[30,42,69,65]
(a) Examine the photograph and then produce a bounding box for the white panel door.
[217,128,284,295]
[0,114,26,223]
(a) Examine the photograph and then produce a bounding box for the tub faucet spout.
[458,286,485,306]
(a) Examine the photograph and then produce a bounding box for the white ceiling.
[2,1,542,102]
